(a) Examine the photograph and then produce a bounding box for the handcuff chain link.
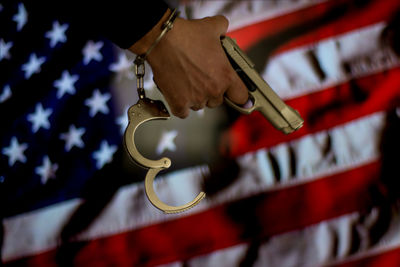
[134,56,146,99]
[132,9,179,100]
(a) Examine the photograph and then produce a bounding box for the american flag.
[2,0,400,266]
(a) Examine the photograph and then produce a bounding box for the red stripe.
[333,247,400,267]
[8,161,382,266]
[228,0,349,50]
[228,0,400,53]
[272,0,400,55]
[222,67,400,157]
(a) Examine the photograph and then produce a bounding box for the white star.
[53,70,79,99]
[35,156,58,184]
[156,130,178,155]
[0,85,12,103]
[60,125,85,151]
[82,40,103,65]
[116,106,129,135]
[2,137,28,166]
[85,89,111,117]
[116,115,128,135]
[109,52,134,80]
[0,39,13,61]
[21,53,46,79]
[27,103,52,133]
[45,21,68,48]
[92,140,117,169]
[13,3,28,31]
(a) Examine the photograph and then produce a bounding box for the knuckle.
[174,110,188,118]
[205,15,229,34]
[208,82,221,98]
[191,104,205,111]
[216,15,229,29]
[172,104,189,118]
[194,94,206,105]
[214,97,224,107]
[207,96,224,108]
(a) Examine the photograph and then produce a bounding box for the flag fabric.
[2,0,400,266]
[0,1,123,215]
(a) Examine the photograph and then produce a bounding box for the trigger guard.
[224,93,256,115]
[124,98,171,169]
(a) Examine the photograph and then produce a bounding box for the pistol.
[221,36,304,134]
[124,37,305,214]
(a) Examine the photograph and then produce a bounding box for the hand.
[129,10,248,118]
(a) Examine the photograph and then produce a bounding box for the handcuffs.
[124,9,205,214]
[124,9,303,214]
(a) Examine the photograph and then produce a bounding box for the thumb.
[204,15,229,36]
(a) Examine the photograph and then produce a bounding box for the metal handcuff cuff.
[124,9,206,214]
[124,9,305,214]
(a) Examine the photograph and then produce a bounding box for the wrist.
[146,16,184,67]
[128,8,172,55]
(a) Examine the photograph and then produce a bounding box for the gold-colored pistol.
[124,36,304,214]
[221,36,304,134]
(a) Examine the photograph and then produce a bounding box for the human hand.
[130,11,248,118]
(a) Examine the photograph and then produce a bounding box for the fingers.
[157,85,190,118]
[163,55,248,118]
[206,96,224,108]
[206,15,248,105]
[165,73,248,118]
[191,100,208,111]
[224,70,249,106]
[148,14,246,119]
[170,103,190,119]
[205,70,248,109]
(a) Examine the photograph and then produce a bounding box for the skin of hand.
[129,9,248,118]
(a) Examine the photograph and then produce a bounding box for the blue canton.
[0,1,123,217]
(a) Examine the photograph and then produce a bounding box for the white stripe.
[180,0,328,32]
[328,207,400,266]
[2,199,82,261]
[254,206,400,267]
[2,111,386,262]
[206,112,383,204]
[159,243,249,267]
[160,206,400,267]
[264,23,400,99]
